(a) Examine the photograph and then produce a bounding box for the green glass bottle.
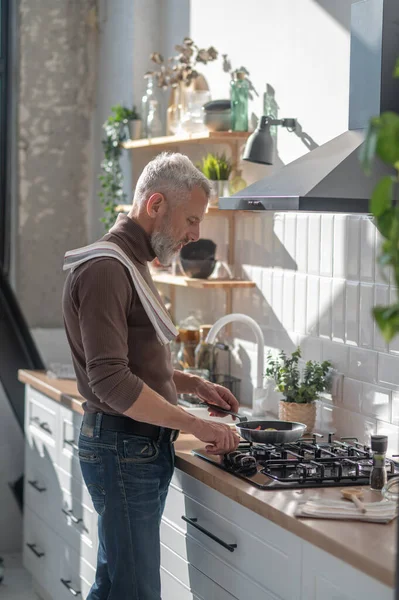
[230,71,249,132]
[263,84,279,139]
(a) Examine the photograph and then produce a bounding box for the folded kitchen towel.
[295,497,398,523]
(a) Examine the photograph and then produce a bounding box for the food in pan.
[254,426,278,431]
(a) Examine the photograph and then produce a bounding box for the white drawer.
[161,567,203,600]
[161,519,278,600]
[23,506,55,594]
[25,386,59,464]
[58,405,83,480]
[53,542,96,600]
[24,449,61,526]
[165,471,301,600]
[57,481,98,567]
[161,543,237,600]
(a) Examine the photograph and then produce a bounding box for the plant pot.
[279,400,316,434]
[209,180,229,208]
[128,119,142,140]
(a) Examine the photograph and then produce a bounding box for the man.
[62,152,240,600]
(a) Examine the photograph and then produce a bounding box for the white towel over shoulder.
[63,241,178,346]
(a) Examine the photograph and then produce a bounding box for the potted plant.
[197,153,233,207]
[126,105,142,140]
[265,348,331,433]
[99,104,136,231]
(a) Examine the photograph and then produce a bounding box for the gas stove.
[192,434,399,489]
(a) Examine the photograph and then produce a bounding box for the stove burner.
[193,433,399,490]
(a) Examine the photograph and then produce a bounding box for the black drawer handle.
[62,508,83,524]
[26,543,45,558]
[61,578,81,596]
[64,439,79,452]
[28,480,47,493]
[182,516,237,552]
[31,416,52,435]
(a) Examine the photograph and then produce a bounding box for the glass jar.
[195,325,215,375]
[369,434,388,491]
[230,71,249,132]
[177,314,201,369]
[181,90,211,134]
[382,476,399,501]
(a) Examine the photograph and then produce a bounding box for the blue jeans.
[78,415,175,599]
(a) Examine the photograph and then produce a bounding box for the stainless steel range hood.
[219,0,399,213]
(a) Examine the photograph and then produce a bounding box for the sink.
[181,406,236,425]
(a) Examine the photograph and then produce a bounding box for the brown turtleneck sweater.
[62,214,177,415]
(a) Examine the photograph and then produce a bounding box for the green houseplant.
[197,153,233,207]
[265,348,331,433]
[360,57,399,342]
[99,104,140,231]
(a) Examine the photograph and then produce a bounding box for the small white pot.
[128,119,142,140]
[209,180,229,208]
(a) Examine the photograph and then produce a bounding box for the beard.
[151,212,185,266]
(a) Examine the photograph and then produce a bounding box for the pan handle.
[200,403,247,422]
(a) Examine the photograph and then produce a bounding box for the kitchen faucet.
[206,313,267,416]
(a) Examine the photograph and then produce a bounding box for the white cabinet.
[162,469,300,600]
[301,541,394,600]
[161,469,394,600]
[23,385,394,600]
[23,385,94,600]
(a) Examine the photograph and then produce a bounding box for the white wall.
[156,0,399,453]
[189,0,355,167]
[88,0,135,242]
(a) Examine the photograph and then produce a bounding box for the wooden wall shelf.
[121,131,250,151]
[152,272,255,290]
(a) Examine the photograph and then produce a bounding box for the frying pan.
[202,403,307,445]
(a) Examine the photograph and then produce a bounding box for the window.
[0,0,10,274]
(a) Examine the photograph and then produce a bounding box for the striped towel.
[295,497,397,523]
[63,241,178,346]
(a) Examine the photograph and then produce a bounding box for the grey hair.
[133,152,211,207]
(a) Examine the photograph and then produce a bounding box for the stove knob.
[239,456,257,473]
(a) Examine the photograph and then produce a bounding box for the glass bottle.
[369,434,388,491]
[195,325,215,375]
[141,74,157,138]
[228,169,247,195]
[263,83,279,139]
[146,99,163,138]
[230,71,249,132]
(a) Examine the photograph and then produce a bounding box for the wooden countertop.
[19,370,397,588]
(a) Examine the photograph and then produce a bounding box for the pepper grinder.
[369,435,388,491]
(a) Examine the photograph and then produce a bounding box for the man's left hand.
[194,378,240,418]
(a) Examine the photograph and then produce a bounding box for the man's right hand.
[191,419,240,455]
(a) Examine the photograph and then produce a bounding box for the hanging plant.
[99,104,139,231]
[360,57,399,341]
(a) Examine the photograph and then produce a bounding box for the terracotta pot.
[279,400,316,434]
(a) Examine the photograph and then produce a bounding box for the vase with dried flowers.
[146,37,218,134]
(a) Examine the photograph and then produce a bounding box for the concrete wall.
[17,0,97,327]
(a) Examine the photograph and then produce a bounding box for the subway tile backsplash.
[238,213,398,448]
[197,213,399,449]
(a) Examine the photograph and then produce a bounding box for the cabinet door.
[161,543,238,600]
[301,541,394,600]
[25,386,59,465]
[165,470,301,600]
[58,405,83,480]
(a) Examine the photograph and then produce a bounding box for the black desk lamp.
[243,116,297,165]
